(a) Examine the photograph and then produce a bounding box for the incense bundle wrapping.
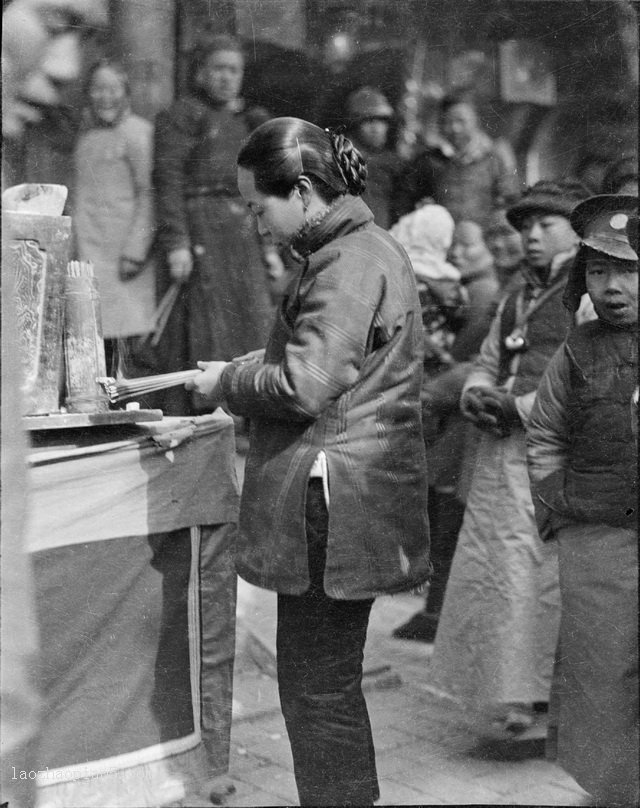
[64,261,109,413]
[1,211,71,414]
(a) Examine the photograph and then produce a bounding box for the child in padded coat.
[527,195,638,807]
[389,204,469,643]
[428,180,590,737]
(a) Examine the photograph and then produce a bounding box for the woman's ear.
[294,175,313,206]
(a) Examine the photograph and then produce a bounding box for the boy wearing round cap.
[527,195,638,805]
[344,86,398,229]
[429,179,591,736]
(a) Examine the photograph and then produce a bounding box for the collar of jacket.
[191,88,246,113]
[435,131,494,165]
[290,194,374,258]
[520,247,577,290]
[81,105,131,130]
[461,258,496,285]
[601,318,639,334]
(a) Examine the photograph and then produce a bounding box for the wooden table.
[26,412,240,808]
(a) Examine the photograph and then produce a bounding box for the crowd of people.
[3,8,638,808]
[66,39,533,399]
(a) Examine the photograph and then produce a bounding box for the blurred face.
[2,0,108,140]
[442,102,478,151]
[486,227,524,273]
[449,222,487,277]
[586,256,638,326]
[89,65,127,124]
[519,213,579,270]
[356,118,389,151]
[197,49,244,105]
[238,167,305,247]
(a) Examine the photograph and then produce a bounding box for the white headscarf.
[390,203,460,284]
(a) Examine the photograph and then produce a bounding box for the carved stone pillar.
[2,211,71,414]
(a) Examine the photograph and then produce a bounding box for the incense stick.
[65,260,110,413]
[97,369,201,403]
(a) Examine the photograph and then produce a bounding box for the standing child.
[428,180,590,736]
[73,59,155,374]
[388,204,468,643]
[527,194,638,806]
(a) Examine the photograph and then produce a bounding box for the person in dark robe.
[153,34,273,414]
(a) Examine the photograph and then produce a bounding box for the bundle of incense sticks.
[98,369,201,404]
[65,260,110,413]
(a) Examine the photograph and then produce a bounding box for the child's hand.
[460,387,504,436]
[185,361,229,404]
[480,388,520,436]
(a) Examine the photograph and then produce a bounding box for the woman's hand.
[185,361,229,404]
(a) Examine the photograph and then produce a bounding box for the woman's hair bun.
[238,117,368,201]
[327,130,367,196]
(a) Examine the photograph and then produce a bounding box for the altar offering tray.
[23,409,163,431]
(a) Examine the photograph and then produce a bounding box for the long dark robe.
[154,95,273,414]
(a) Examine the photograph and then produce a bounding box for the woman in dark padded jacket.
[186,117,431,806]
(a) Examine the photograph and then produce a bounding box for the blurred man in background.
[344,85,400,229]
[396,90,520,229]
[2,0,108,148]
[1,4,107,806]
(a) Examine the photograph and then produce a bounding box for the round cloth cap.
[570,194,638,261]
[346,87,393,122]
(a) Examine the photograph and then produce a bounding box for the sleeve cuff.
[220,362,237,400]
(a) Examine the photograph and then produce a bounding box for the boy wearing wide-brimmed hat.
[427,179,591,737]
[527,194,638,805]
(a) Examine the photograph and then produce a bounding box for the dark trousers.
[424,487,465,617]
[277,480,379,807]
